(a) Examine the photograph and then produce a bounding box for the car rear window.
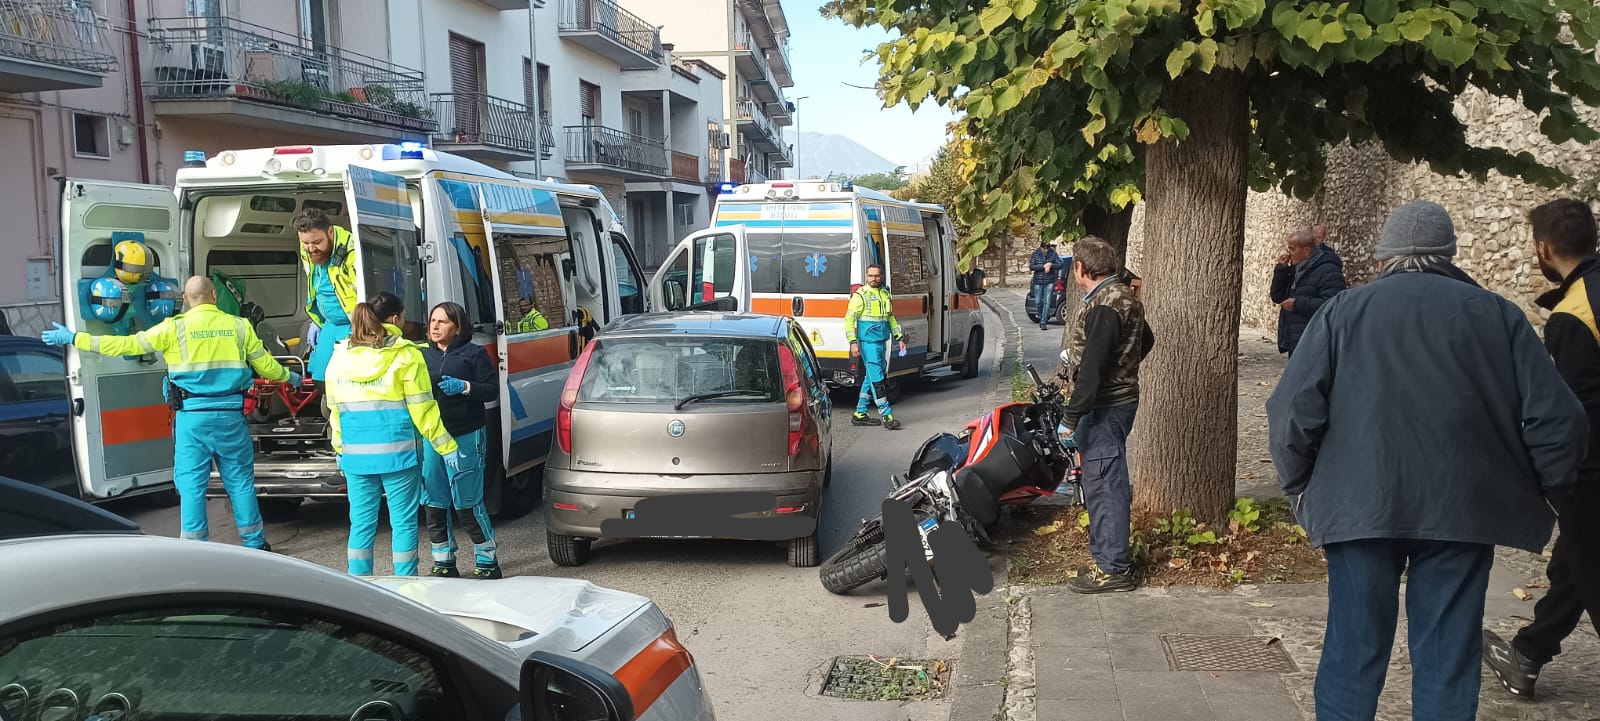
[577,336,783,405]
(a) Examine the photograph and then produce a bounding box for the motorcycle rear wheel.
[819,536,890,594]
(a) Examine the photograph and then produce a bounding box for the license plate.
[625,510,636,519]
[919,517,939,533]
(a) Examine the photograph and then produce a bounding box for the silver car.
[545,312,834,568]
[0,479,715,721]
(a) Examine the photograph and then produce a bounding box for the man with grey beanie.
[1268,200,1587,721]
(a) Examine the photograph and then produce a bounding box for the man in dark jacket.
[1057,237,1154,594]
[1484,198,1600,698]
[1267,200,1586,721]
[1270,228,1346,356]
[1028,239,1062,331]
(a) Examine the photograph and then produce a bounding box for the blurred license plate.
[919,517,938,533]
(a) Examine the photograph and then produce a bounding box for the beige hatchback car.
[545,312,834,568]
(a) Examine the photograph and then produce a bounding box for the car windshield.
[747,231,853,295]
[577,336,782,405]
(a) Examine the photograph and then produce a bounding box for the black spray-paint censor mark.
[599,491,817,541]
[880,496,994,638]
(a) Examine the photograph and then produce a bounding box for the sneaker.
[883,416,902,430]
[851,413,877,427]
[429,564,460,578]
[256,543,276,553]
[1483,630,1541,698]
[1068,566,1136,594]
[472,565,504,580]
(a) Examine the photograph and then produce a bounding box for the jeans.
[1031,282,1056,325]
[422,427,498,568]
[1318,539,1494,721]
[346,467,422,576]
[1513,484,1600,665]
[1077,402,1137,574]
[173,410,266,548]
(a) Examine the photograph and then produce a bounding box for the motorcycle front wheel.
[820,534,890,594]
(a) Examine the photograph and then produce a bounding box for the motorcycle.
[819,363,1083,594]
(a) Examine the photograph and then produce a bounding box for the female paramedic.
[420,301,503,579]
[325,291,463,576]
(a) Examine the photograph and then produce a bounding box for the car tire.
[258,497,304,522]
[1054,300,1069,325]
[822,456,833,488]
[490,467,541,521]
[959,328,983,379]
[1026,312,1039,323]
[788,529,820,568]
[547,530,591,567]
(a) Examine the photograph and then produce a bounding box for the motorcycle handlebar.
[1025,363,1044,388]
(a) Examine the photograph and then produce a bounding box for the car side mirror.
[519,651,634,721]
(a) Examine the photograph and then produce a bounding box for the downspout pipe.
[125,0,151,184]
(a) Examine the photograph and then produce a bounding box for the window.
[537,64,552,116]
[746,230,853,295]
[627,108,645,137]
[661,245,689,311]
[674,201,696,226]
[496,233,572,334]
[0,349,67,403]
[786,327,821,392]
[577,336,780,404]
[249,195,298,213]
[0,606,456,721]
[579,81,600,123]
[302,199,343,216]
[692,232,738,303]
[887,231,931,294]
[451,233,497,329]
[73,113,108,158]
[522,58,535,110]
[358,223,427,342]
[612,233,644,316]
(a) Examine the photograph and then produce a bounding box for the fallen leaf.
[1247,602,1277,608]
[934,659,948,675]
[1525,582,1548,589]
[1034,520,1066,536]
[1169,557,1189,569]
[864,602,885,608]
[1542,550,1554,558]
[1512,588,1533,601]
[1264,636,1281,646]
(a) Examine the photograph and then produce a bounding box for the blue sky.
[781,2,961,167]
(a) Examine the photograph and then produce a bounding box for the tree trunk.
[1129,70,1250,526]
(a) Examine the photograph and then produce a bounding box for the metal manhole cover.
[1160,634,1299,673]
[820,656,950,701]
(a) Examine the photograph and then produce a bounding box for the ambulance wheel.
[960,328,983,379]
[259,497,304,522]
[144,489,181,509]
[490,466,541,521]
[884,376,905,403]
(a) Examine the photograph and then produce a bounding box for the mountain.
[792,132,900,179]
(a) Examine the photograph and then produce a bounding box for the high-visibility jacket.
[325,324,458,475]
[72,303,290,411]
[843,285,903,343]
[516,308,549,333]
[300,225,358,327]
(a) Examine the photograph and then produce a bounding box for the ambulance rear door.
[59,179,184,499]
[647,225,751,312]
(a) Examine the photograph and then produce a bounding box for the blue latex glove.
[288,371,303,387]
[41,322,76,346]
[439,375,469,396]
[304,322,320,350]
[443,449,466,474]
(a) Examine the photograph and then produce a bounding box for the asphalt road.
[118,303,1013,721]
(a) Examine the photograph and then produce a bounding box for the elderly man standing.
[1270,227,1346,357]
[1268,200,1586,721]
[40,276,298,550]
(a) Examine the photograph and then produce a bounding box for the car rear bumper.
[208,456,348,499]
[544,468,821,539]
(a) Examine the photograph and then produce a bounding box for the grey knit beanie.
[1376,200,1457,260]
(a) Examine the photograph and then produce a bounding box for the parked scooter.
[819,363,1082,594]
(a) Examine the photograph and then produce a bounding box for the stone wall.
[1124,86,1600,333]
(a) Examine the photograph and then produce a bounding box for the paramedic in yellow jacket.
[846,264,909,430]
[325,291,465,577]
[295,207,358,384]
[40,276,296,550]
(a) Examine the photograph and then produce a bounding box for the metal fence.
[556,0,662,64]
[431,92,540,154]
[145,16,434,132]
[0,1,117,74]
[564,124,666,176]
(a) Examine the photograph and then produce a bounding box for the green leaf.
[1272,4,1303,37]
[1048,34,1088,63]
[1447,0,1478,19]
[1013,0,1039,22]
[1166,43,1194,78]
[1197,38,1220,72]
[979,3,1013,34]
[1197,8,1216,35]
[1322,21,1348,44]
[1377,21,1402,42]
[1366,0,1399,23]
[994,85,1023,114]
[1400,15,1432,41]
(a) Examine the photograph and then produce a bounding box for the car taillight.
[778,344,804,456]
[1054,278,1066,293]
[557,339,597,455]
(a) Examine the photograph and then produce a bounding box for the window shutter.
[523,59,535,109]
[579,82,598,121]
[449,34,482,95]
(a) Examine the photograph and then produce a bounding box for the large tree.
[826,0,1600,523]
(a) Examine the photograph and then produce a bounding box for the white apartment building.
[618,0,794,186]
[387,0,728,267]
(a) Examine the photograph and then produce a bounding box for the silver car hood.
[366,576,651,653]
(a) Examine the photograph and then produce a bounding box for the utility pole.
[792,95,808,180]
[528,2,543,178]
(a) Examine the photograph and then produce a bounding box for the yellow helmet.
[113,239,151,284]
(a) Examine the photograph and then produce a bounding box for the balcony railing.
[431,92,540,154]
[145,16,434,132]
[737,98,775,138]
[557,0,662,65]
[670,150,700,182]
[735,31,774,87]
[565,124,666,176]
[538,110,556,159]
[0,1,117,74]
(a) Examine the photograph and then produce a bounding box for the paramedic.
[325,292,463,577]
[421,301,503,579]
[41,276,297,551]
[295,207,358,383]
[846,264,909,430]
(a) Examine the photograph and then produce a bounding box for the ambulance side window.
[496,233,574,334]
[887,228,930,294]
[357,224,427,343]
[449,233,497,328]
[611,232,645,315]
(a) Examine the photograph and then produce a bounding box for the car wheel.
[788,529,820,567]
[823,456,833,488]
[547,530,591,567]
[258,497,304,522]
[1026,312,1039,323]
[490,466,542,521]
[960,328,983,379]
[1054,300,1069,325]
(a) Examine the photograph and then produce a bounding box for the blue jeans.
[1078,402,1137,574]
[1031,281,1056,324]
[1318,539,1494,721]
[346,467,422,576]
[422,428,498,568]
[173,410,266,549]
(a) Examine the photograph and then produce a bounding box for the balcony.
[728,157,745,184]
[557,0,661,70]
[146,16,434,138]
[564,124,666,180]
[769,143,793,169]
[736,98,782,152]
[476,0,533,9]
[430,92,552,161]
[0,1,118,92]
[734,32,778,102]
[766,36,792,87]
[669,150,702,183]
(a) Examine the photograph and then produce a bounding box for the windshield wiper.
[675,390,765,410]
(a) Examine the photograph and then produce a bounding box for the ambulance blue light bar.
[718,182,736,194]
[399,141,425,159]
[183,150,206,167]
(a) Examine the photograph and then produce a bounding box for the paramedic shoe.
[429,564,460,578]
[471,565,504,580]
[1483,630,1541,698]
[882,416,903,430]
[1068,565,1136,594]
[256,543,276,553]
[851,413,877,427]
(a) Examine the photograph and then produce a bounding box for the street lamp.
[792,95,809,180]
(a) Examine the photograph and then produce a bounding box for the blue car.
[0,336,74,499]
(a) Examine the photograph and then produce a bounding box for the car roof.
[601,312,789,339]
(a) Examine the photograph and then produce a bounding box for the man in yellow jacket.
[295,207,358,383]
[846,264,909,430]
[41,276,296,550]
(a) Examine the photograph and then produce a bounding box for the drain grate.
[820,656,950,701]
[1161,634,1299,673]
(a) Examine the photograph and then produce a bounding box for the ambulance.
[59,143,649,520]
[647,180,987,400]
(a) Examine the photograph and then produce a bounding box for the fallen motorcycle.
[819,363,1081,594]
